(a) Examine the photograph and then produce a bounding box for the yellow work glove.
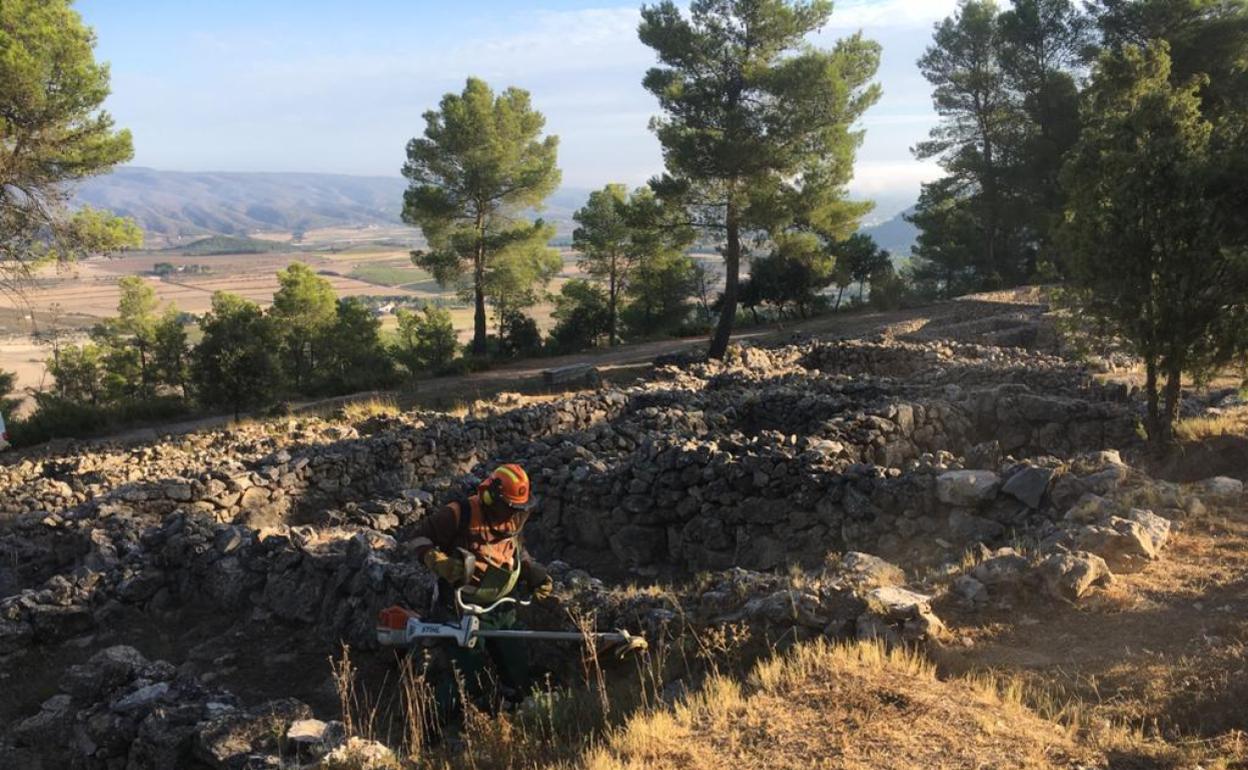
[523,560,554,600]
[423,551,465,584]
[532,576,555,600]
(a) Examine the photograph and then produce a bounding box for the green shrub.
[393,306,458,377]
[497,309,543,359]
[7,395,191,447]
[548,280,611,354]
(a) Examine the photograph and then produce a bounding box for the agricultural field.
[0,243,590,403]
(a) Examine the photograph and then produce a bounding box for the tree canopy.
[912,0,1088,292]
[1060,41,1248,442]
[270,262,337,391]
[639,0,881,358]
[192,292,284,419]
[402,77,561,356]
[0,0,140,300]
[573,184,694,346]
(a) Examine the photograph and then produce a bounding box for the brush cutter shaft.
[376,588,647,653]
[477,629,636,643]
[379,615,647,653]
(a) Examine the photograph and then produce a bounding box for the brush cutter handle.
[454,586,533,617]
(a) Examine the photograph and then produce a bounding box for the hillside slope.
[862,206,919,258]
[74,167,591,244]
[75,167,408,240]
[577,642,1095,770]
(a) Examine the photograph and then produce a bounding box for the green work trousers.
[434,607,532,718]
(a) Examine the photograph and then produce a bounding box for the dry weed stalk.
[398,655,439,759]
[330,644,360,739]
[570,608,611,719]
[330,644,386,745]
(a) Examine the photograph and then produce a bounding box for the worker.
[409,463,554,716]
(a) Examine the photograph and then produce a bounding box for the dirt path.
[936,505,1248,746]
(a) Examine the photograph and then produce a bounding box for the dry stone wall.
[2,339,1141,593]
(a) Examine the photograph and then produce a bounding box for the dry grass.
[1174,407,1248,442]
[340,396,402,423]
[572,640,1097,770]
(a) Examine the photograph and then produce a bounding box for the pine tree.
[573,185,694,346]
[639,0,880,359]
[270,262,337,393]
[573,185,634,347]
[152,307,189,397]
[836,233,892,302]
[393,305,458,378]
[998,0,1088,273]
[916,0,1022,285]
[1061,42,1248,442]
[193,293,284,419]
[92,276,159,400]
[0,0,140,298]
[319,298,396,395]
[402,78,561,356]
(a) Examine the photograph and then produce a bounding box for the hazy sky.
[78,0,955,212]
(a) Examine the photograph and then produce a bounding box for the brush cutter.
[377,586,647,656]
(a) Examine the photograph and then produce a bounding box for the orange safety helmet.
[479,463,536,512]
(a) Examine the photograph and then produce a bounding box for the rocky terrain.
[1,302,1245,769]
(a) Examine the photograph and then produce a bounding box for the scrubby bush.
[393,306,458,378]
[548,280,611,353]
[497,309,543,359]
[318,297,398,395]
[7,393,190,448]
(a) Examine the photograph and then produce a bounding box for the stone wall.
[3,340,1142,591]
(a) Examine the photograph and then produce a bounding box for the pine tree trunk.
[1161,360,1184,446]
[471,210,488,356]
[472,250,487,356]
[983,139,998,283]
[608,262,619,347]
[709,200,740,360]
[1144,356,1160,441]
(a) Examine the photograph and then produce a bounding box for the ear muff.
[481,475,503,507]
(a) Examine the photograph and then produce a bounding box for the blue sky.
[78,0,955,215]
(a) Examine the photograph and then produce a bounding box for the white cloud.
[849,160,941,194]
[861,112,937,127]
[828,0,959,29]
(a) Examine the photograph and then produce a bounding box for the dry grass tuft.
[570,639,1097,770]
[1174,407,1248,442]
[340,397,401,423]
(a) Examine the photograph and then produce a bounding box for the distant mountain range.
[74,167,591,246]
[861,207,919,259]
[75,166,920,255]
[75,167,408,243]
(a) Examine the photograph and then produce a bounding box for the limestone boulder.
[1001,465,1054,509]
[972,548,1031,586]
[1196,476,1244,504]
[833,552,905,589]
[937,471,1001,507]
[1036,551,1113,602]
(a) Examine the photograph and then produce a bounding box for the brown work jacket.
[410,494,532,585]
